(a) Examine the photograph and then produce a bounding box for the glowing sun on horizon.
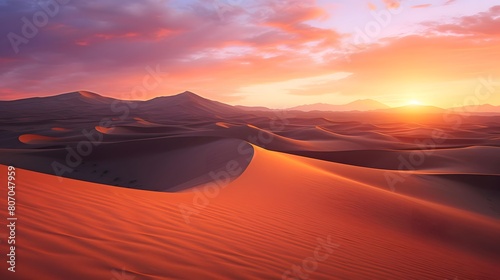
[408,99,423,106]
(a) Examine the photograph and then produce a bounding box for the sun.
[408,99,423,106]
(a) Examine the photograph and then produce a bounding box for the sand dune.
[0,91,499,279]
[2,136,253,191]
[51,127,71,132]
[1,147,499,279]
[290,146,500,173]
[18,134,59,144]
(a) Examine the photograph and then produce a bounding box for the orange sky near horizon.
[1,0,499,108]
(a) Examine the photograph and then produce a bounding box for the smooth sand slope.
[1,146,499,280]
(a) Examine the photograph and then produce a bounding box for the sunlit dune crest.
[51,127,70,132]
[18,134,58,144]
[246,124,259,129]
[78,91,101,99]
[133,117,158,126]
[216,122,230,128]
[95,125,115,134]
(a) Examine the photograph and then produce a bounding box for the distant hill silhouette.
[289,99,389,112]
[1,91,499,122]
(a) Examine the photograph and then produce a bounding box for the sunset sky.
[1,0,499,108]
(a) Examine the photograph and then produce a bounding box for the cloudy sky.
[1,0,499,108]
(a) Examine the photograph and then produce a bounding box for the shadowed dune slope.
[0,137,253,191]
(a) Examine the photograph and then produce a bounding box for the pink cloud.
[0,0,341,101]
[424,5,500,37]
[382,0,401,9]
[1,0,499,108]
[412,4,432,9]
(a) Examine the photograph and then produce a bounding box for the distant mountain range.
[139,91,243,119]
[289,99,390,112]
[0,91,245,120]
[448,104,500,114]
[376,105,446,114]
[1,91,500,121]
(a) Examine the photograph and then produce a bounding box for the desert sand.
[0,91,499,279]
